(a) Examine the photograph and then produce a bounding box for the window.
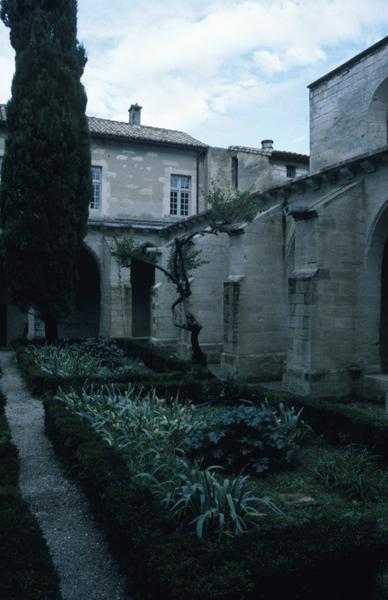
[286,165,296,178]
[170,175,191,216]
[90,166,102,210]
[231,156,238,189]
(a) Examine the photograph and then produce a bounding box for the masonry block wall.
[284,181,365,397]
[221,204,288,380]
[309,39,388,172]
[178,232,229,362]
[91,140,205,219]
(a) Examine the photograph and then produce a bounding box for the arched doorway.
[131,259,155,338]
[58,246,100,339]
[380,238,388,371]
[362,201,388,372]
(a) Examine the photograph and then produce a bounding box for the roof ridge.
[88,114,192,136]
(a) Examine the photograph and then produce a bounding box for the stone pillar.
[177,232,229,363]
[221,205,288,380]
[284,185,363,398]
[150,249,179,349]
[109,259,132,338]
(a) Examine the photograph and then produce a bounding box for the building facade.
[0,101,308,365]
[5,34,388,402]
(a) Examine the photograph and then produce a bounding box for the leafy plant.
[313,445,388,501]
[26,342,146,378]
[56,387,281,537]
[184,401,309,475]
[68,338,125,368]
[167,465,282,538]
[27,345,107,377]
[56,386,203,477]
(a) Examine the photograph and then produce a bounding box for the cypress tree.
[0,0,91,342]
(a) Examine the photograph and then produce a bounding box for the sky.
[1,1,388,155]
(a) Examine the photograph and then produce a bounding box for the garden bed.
[16,338,214,398]
[0,391,61,600]
[43,386,388,600]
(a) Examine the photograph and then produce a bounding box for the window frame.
[170,174,191,217]
[90,165,102,211]
[286,164,297,178]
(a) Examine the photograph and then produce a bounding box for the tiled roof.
[228,144,309,162]
[0,104,207,149]
[88,116,207,149]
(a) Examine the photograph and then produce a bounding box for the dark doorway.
[380,238,388,371]
[59,247,100,339]
[131,259,155,338]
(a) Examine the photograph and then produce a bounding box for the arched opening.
[367,77,388,150]
[131,259,155,338]
[362,201,388,371]
[58,246,100,339]
[380,239,388,371]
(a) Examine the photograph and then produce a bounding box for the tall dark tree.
[0,0,91,342]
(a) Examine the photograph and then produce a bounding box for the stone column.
[284,184,363,398]
[221,205,288,380]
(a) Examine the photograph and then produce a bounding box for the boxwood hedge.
[0,392,61,600]
[44,396,388,600]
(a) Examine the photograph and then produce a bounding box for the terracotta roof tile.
[0,104,207,149]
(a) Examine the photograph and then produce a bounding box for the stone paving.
[0,351,130,600]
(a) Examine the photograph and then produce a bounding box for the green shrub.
[184,401,309,475]
[27,344,108,377]
[0,391,61,599]
[55,387,281,537]
[162,466,282,538]
[43,396,388,600]
[68,337,125,367]
[114,337,213,377]
[313,445,388,501]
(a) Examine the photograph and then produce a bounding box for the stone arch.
[367,76,388,150]
[58,244,101,338]
[363,199,388,370]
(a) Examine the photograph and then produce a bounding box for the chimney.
[128,103,142,126]
[261,139,274,154]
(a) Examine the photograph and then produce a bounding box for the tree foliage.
[113,188,258,366]
[0,0,91,341]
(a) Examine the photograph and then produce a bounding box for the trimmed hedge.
[113,338,195,373]
[250,387,388,466]
[16,342,215,398]
[0,392,61,600]
[196,380,388,466]
[44,396,388,600]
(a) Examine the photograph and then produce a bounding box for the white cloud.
[1,0,388,151]
[253,51,286,75]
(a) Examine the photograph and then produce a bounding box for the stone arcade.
[2,36,388,400]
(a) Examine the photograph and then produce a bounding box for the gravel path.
[0,350,130,600]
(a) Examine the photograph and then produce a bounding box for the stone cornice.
[88,209,215,237]
[259,145,388,203]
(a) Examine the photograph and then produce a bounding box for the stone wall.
[221,204,288,380]
[90,139,205,219]
[309,38,388,172]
